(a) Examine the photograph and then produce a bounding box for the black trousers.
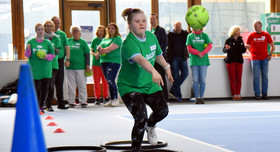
[45,69,59,107]
[121,91,169,151]
[154,62,168,101]
[34,78,50,107]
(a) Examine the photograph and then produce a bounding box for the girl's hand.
[152,70,163,87]
[165,68,174,83]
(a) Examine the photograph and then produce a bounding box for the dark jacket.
[166,30,189,63]
[153,26,168,57]
[223,36,246,63]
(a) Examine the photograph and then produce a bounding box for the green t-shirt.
[90,37,102,66]
[55,30,69,59]
[117,31,162,97]
[67,37,90,70]
[186,32,212,66]
[99,36,122,64]
[47,35,61,70]
[27,38,54,80]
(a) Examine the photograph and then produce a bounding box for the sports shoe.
[256,96,261,100]
[57,104,68,109]
[195,98,200,104]
[104,100,111,107]
[46,106,54,112]
[39,107,45,113]
[262,95,269,100]
[94,99,100,105]
[145,123,158,145]
[67,104,75,108]
[81,103,87,108]
[200,98,205,104]
[111,99,119,107]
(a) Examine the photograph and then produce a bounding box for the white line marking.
[116,115,234,152]
[164,115,280,121]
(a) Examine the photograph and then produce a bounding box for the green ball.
[204,43,208,49]
[185,5,209,30]
[85,70,93,77]
[36,50,46,59]
[101,53,106,57]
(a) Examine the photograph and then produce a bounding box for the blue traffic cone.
[11,64,47,152]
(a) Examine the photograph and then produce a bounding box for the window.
[23,0,59,43]
[202,0,271,55]
[0,0,12,60]
[159,0,188,33]
[116,0,151,38]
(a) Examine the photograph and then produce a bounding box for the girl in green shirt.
[25,23,55,113]
[117,8,173,152]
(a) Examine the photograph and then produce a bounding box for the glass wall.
[0,0,12,59]
[202,0,271,55]
[23,0,59,43]
[159,0,188,33]
[116,0,151,39]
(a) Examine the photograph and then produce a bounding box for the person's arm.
[268,42,275,61]
[100,43,119,54]
[132,55,163,87]
[25,44,31,58]
[201,43,213,56]
[187,45,200,55]
[155,55,174,83]
[65,46,70,68]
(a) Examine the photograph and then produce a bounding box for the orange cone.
[46,122,58,126]
[40,111,44,115]
[53,128,66,133]
[44,116,54,120]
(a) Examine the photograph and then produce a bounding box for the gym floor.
[1,98,280,152]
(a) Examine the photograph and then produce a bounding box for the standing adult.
[186,28,212,104]
[166,21,189,101]
[66,25,91,108]
[118,8,173,152]
[51,16,70,109]
[96,23,122,107]
[246,20,275,100]
[90,25,109,105]
[223,25,246,100]
[25,23,55,113]
[150,13,168,102]
[43,20,61,111]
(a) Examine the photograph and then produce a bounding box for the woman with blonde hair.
[223,25,246,100]
[43,20,62,112]
[25,23,55,113]
[90,25,109,104]
[96,23,122,107]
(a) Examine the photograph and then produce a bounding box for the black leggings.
[121,91,169,151]
[34,78,50,107]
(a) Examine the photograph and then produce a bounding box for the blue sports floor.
[157,111,280,152]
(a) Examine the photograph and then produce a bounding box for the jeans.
[251,59,269,96]
[191,65,208,98]
[101,62,120,100]
[170,57,188,98]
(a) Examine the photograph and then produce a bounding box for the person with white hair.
[66,25,91,108]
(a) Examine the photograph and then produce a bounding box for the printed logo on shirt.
[254,36,266,42]
[193,39,205,44]
[37,45,43,48]
[76,43,80,46]
[150,44,156,51]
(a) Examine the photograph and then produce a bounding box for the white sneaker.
[111,99,119,107]
[104,100,111,107]
[145,123,158,145]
